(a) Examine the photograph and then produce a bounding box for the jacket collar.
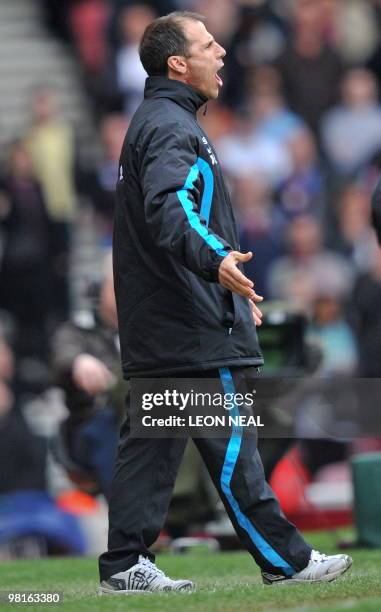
[144,76,207,115]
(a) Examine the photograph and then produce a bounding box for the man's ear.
[167,55,187,75]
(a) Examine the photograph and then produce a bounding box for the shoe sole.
[97,585,194,596]
[98,587,152,596]
[264,558,353,586]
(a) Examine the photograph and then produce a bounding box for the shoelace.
[139,557,166,578]
[310,550,329,564]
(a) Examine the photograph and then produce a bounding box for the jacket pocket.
[221,289,241,331]
[231,292,244,328]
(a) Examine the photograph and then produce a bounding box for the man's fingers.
[218,250,258,299]
[251,303,263,318]
[231,267,254,287]
[252,308,263,325]
[234,250,253,263]
[220,265,254,289]
[222,263,253,287]
[221,277,256,298]
[249,301,263,326]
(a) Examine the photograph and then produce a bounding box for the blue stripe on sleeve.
[196,157,214,226]
[176,158,227,256]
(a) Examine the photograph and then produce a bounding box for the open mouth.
[214,71,223,86]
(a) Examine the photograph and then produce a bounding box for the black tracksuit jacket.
[113,76,263,377]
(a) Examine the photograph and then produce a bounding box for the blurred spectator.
[365,0,381,93]
[69,0,110,76]
[108,0,176,50]
[40,0,74,42]
[0,322,85,559]
[275,0,344,134]
[194,0,238,43]
[351,245,381,377]
[317,0,378,64]
[26,86,77,322]
[86,113,129,246]
[0,142,56,366]
[0,324,47,493]
[333,183,376,271]
[220,2,288,108]
[234,173,282,298]
[216,112,292,188]
[276,127,325,225]
[308,293,358,376]
[249,66,305,144]
[26,86,76,223]
[267,215,353,311]
[51,255,122,498]
[114,3,156,115]
[321,69,381,176]
[0,397,47,494]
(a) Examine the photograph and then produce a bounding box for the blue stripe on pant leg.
[218,367,295,576]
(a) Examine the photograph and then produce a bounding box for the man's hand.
[250,297,263,326]
[72,354,116,396]
[218,251,263,325]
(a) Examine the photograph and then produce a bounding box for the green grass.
[0,531,380,611]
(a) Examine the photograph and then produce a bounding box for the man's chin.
[193,83,220,101]
[209,87,220,100]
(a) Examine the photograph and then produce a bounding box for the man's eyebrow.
[205,37,215,47]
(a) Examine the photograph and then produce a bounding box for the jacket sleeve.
[139,122,232,282]
[371,176,381,245]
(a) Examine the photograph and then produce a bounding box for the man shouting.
[98,11,352,595]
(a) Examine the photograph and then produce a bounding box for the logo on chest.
[202,136,218,166]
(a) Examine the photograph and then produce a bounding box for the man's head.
[30,85,59,124]
[139,11,225,100]
[341,69,378,108]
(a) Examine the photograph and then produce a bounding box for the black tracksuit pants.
[99,367,311,580]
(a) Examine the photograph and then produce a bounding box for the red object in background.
[270,446,312,515]
[69,0,109,74]
[56,490,98,514]
[270,446,352,530]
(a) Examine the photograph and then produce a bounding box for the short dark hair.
[139,11,205,77]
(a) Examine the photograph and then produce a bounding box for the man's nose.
[216,43,226,59]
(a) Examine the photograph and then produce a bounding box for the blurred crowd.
[15,0,381,370]
[1,0,381,556]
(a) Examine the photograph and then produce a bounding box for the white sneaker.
[262,550,353,585]
[98,555,194,595]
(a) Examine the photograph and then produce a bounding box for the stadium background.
[0,0,381,572]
